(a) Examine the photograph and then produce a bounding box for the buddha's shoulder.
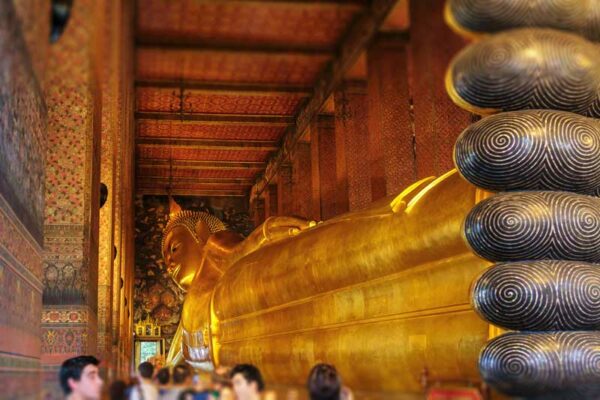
[206,230,244,249]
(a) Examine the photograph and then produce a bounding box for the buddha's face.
[162,225,205,291]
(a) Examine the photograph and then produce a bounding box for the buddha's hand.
[182,328,211,364]
[260,216,316,243]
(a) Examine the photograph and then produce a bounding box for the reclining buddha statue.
[161,1,600,397]
[162,175,493,394]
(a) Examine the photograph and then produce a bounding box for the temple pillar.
[291,141,312,219]
[266,184,278,218]
[314,115,337,220]
[0,1,48,397]
[97,0,126,376]
[42,0,106,395]
[334,81,371,213]
[409,0,472,178]
[262,191,271,220]
[277,164,293,216]
[309,123,322,221]
[367,33,415,200]
[250,197,266,227]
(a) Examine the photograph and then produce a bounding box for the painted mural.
[0,0,47,244]
[134,195,253,349]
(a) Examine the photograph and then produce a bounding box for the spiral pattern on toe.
[455,110,600,193]
[447,29,600,116]
[446,0,600,42]
[472,260,600,330]
[479,332,600,398]
[464,191,600,262]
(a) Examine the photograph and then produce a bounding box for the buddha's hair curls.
[161,211,227,257]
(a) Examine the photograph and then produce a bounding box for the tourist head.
[156,367,170,385]
[230,364,264,399]
[307,363,341,400]
[59,355,103,399]
[173,363,192,385]
[138,361,154,379]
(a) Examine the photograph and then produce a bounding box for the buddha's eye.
[170,242,181,254]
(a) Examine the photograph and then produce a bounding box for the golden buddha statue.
[162,173,493,394]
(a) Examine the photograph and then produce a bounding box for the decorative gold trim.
[135,315,162,337]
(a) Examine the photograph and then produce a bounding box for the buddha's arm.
[166,323,184,365]
[223,216,314,267]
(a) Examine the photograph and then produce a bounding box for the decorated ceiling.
[134,0,372,197]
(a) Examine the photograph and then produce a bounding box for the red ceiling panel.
[136,120,285,141]
[137,145,272,162]
[137,0,362,50]
[136,49,330,85]
[136,87,307,115]
[137,167,258,179]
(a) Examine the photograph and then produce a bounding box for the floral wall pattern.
[134,195,253,350]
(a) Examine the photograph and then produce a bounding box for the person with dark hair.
[307,364,340,400]
[162,364,192,400]
[307,364,354,400]
[230,364,264,400]
[59,355,103,400]
[210,367,234,400]
[155,367,170,396]
[130,361,158,400]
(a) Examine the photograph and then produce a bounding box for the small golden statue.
[162,173,492,394]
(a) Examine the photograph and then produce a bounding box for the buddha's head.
[161,209,226,291]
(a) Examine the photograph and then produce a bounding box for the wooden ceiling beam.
[135,80,313,95]
[137,176,255,185]
[137,137,278,150]
[136,159,266,170]
[137,39,334,56]
[135,112,294,126]
[136,188,248,197]
[252,0,400,197]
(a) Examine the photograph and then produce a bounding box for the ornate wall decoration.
[455,110,600,193]
[446,0,600,42]
[134,195,252,350]
[0,2,46,399]
[447,29,600,117]
[472,260,600,331]
[0,0,47,243]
